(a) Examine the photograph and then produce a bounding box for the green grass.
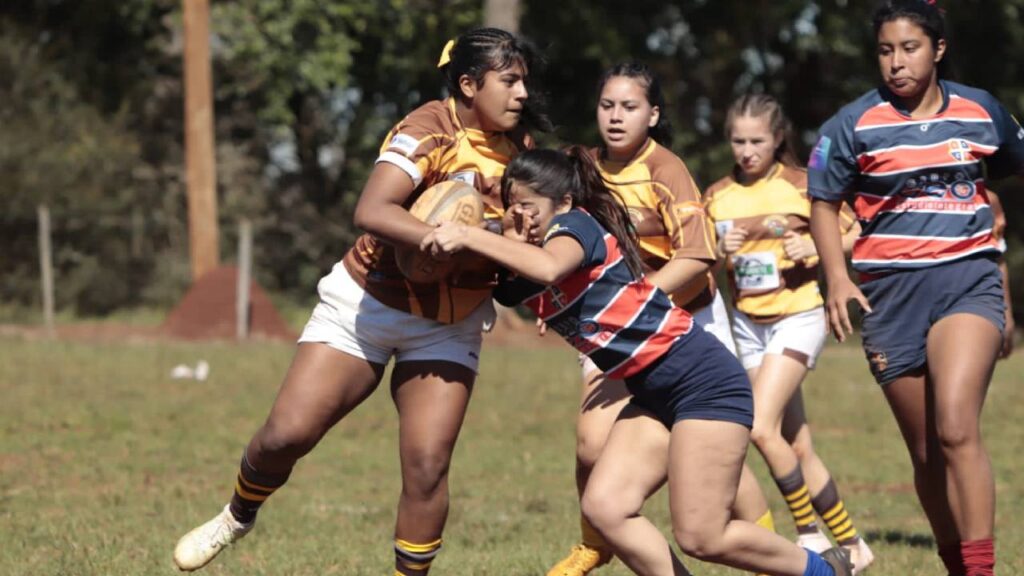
[0,335,1021,575]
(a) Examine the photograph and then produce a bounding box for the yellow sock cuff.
[755,509,776,533]
[580,515,608,550]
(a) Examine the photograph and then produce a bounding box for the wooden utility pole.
[484,0,520,32]
[182,0,220,281]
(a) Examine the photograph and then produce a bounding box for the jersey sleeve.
[654,160,717,262]
[981,96,1024,180]
[807,112,859,203]
[543,210,607,268]
[375,107,453,187]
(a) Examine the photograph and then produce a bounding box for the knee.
[580,486,629,533]
[254,417,323,462]
[936,417,980,454]
[790,434,815,462]
[673,524,727,563]
[748,423,781,451]
[576,433,605,471]
[402,447,453,498]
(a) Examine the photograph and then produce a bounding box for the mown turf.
[0,333,1020,575]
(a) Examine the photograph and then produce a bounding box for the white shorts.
[692,289,737,357]
[731,307,827,371]
[580,289,738,376]
[298,263,495,372]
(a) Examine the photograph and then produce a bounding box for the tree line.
[2,0,1023,317]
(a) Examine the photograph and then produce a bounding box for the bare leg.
[782,388,830,496]
[247,343,386,474]
[927,313,999,540]
[580,405,689,576]
[391,360,476,548]
[668,420,809,575]
[883,369,961,545]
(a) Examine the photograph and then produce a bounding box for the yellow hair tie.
[437,39,455,68]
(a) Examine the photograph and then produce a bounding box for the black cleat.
[821,547,855,576]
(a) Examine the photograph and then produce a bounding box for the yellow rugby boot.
[546,543,613,576]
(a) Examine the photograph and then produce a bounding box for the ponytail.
[564,146,645,279]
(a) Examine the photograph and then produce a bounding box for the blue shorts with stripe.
[860,255,1005,385]
[625,327,753,429]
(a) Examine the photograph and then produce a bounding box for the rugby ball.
[395,180,486,283]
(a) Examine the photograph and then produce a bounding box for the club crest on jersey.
[762,215,788,238]
[950,179,976,200]
[808,135,831,171]
[577,319,601,336]
[947,139,972,163]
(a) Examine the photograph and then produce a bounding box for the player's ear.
[648,105,660,128]
[458,74,476,100]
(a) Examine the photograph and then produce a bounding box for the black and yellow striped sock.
[811,478,860,546]
[228,452,290,524]
[394,537,442,576]
[774,466,819,535]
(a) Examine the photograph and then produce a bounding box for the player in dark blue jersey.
[808,2,1024,575]
[424,147,853,576]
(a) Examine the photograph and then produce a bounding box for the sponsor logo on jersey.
[388,133,420,155]
[543,223,563,242]
[577,319,601,336]
[449,171,477,186]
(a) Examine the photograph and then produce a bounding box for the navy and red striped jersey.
[808,80,1024,274]
[494,209,693,379]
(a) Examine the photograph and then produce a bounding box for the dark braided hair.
[500,147,645,279]
[597,62,673,148]
[439,28,552,132]
[873,0,945,49]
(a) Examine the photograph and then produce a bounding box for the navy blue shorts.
[860,256,1005,386]
[625,327,754,429]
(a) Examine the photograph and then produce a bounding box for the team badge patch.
[867,350,889,375]
[808,136,832,171]
[762,215,788,238]
[948,139,971,163]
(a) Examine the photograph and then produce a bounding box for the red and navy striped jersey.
[808,80,1024,274]
[494,210,693,379]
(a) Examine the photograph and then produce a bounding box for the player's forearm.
[463,227,570,285]
[647,257,711,298]
[810,199,850,285]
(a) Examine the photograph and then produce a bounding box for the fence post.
[236,218,252,340]
[37,204,55,338]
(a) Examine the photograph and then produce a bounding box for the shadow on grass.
[864,529,935,549]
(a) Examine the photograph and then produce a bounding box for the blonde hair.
[724,94,799,168]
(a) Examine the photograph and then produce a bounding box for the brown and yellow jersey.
[591,139,717,311]
[704,164,856,322]
[342,98,531,324]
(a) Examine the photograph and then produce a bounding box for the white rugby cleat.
[173,505,254,571]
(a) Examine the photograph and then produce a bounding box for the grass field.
[1,331,1022,575]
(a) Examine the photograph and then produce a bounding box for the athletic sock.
[394,537,442,575]
[961,538,994,576]
[228,451,291,524]
[580,515,609,550]
[775,466,819,535]
[939,542,965,576]
[811,478,860,545]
